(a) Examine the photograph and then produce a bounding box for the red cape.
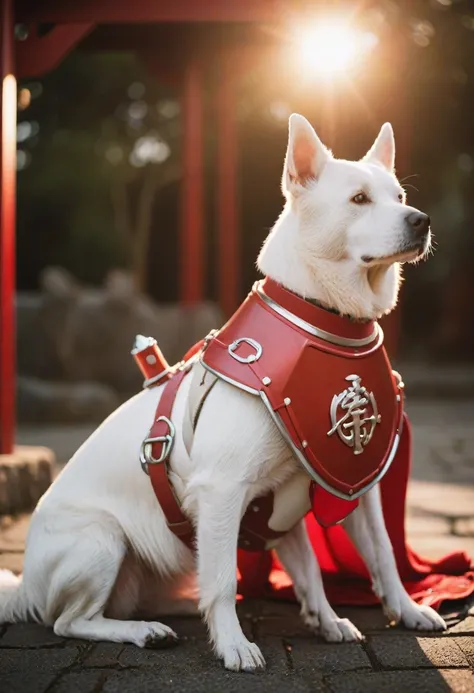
[237,415,474,611]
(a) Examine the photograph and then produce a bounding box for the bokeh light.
[18,88,31,110]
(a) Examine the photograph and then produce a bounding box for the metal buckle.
[139,416,176,474]
[228,337,263,364]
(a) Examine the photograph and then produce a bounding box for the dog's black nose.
[406,211,430,237]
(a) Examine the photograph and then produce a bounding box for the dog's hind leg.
[344,486,446,631]
[275,520,363,642]
[44,515,178,647]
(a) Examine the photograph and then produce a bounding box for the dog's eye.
[398,193,404,202]
[351,192,370,204]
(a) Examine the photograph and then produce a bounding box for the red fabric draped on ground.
[237,415,474,611]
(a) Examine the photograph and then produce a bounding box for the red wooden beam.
[16,0,282,24]
[0,0,16,454]
[16,24,94,79]
[179,60,205,305]
[216,60,240,317]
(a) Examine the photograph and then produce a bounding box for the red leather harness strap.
[144,365,288,552]
[145,369,194,547]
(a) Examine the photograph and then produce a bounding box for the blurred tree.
[14,0,474,359]
[17,52,181,289]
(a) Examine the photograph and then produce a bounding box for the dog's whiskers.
[399,173,420,185]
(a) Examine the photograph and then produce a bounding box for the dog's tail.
[0,570,29,623]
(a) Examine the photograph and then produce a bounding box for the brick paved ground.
[0,397,473,692]
[0,602,473,693]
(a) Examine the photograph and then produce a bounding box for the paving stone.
[0,647,80,672]
[119,637,293,677]
[367,634,470,669]
[336,607,389,633]
[51,670,108,693]
[103,670,313,693]
[290,640,371,675]
[409,533,474,561]
[262,637,296,674]
[163,614,253,640]
[0,672,58,693]
[83,642,125,667]
[407,481,474,517]
[246,602,392,635]
[0,623,65,648]
[118,638,214,670]
[255,604,408,636]
[454,637,474,667]
[228,636,298,675]
[257,600,301,618]
[255,615,313,638]
[256,610,396,638]
[448,616,474,634]
[165,615,210,640]
[326,669,474,693]
[118,622,259,670]
[440,670,474,693]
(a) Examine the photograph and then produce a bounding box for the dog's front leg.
[275,519,363,642]
[196,482,265,672]
[344,485,446,631]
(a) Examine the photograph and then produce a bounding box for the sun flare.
[297,21,378,78]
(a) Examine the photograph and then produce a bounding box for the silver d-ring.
[139,416,176,474]
[228,337,263,364]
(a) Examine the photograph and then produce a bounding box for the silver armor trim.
[255,281,382,348]
[259,390,402,502]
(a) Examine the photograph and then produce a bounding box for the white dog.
[0,114,446,672]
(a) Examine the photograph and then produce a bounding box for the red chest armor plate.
[201,277,404,504]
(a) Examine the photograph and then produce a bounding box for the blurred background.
[8,0,474,424]
[0,0,472,569]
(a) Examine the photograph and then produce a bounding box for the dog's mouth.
[361,242,429,267]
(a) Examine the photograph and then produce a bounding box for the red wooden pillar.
[0,0,16,454]
[179,59,205,305]
[216,63,239,316]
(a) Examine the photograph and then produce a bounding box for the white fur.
[0,115,445,671]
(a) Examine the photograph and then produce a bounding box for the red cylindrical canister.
[131,335,171,388]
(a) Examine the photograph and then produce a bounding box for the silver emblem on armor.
[327,374,381,455]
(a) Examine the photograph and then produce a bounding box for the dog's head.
[259,114,431,319]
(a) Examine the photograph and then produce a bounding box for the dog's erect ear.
[283,114,330,195]
[363,122,395,172]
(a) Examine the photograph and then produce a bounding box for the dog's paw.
[319,614,364,643]
[399,602,446,632]
[217,638,266,672]
[303,606,363,643]
[137,622,179,648]
[383,596,446,632]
